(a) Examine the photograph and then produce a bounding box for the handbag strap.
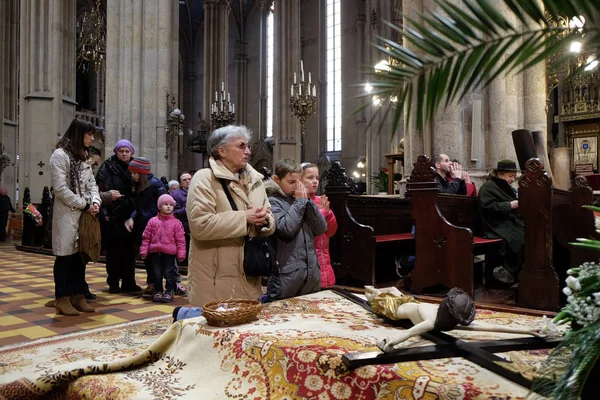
[219,179,237,211]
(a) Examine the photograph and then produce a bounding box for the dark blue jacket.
[131,174,167,238]
[171,187,189,233]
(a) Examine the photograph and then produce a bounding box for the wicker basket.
[202,299,262,327]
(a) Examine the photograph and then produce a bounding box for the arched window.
[326,0,342,151]
[266,7,275,137]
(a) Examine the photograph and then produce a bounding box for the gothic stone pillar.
[203,0,230,132]
[18,0,76,203]
[273,0,301,163]
[105,0,179,179]
[0,0,19,196]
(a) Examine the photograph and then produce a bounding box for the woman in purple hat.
[96,139,140,294]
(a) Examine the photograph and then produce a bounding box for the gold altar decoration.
[545,14,599,121]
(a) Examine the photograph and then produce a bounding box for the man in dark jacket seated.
[478,160,524,285]
[432,153,472,195]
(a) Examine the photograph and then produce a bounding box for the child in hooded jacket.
[264,159,327,301]
[140,194,186,303]
[301,163,338,288]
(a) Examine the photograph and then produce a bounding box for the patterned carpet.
[0,240,190,347]
[0,291,554,399]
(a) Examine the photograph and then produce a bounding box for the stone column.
[105,0,179,179]
[522,0,548,168]
[486,0,520,168]
[203,0,230,131]
[18,0,76,203]
[0,0,19,196]
[273,0,301,163]
[235,53,248,125]
[401,0,424,175]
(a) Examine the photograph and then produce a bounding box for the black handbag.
[219,179,278,277]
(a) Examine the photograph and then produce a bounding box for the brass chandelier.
[77,0,106,72]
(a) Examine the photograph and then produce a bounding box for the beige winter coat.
[50,148,101,256]
[186,158,275,307]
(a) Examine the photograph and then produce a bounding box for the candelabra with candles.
[76,0,106,72]
[289,61,317,161]
[211,82,236,129]
[164,93,185,159]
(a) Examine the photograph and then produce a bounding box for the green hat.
[494,159,519,172]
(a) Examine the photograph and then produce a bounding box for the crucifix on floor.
[332,289,560,391]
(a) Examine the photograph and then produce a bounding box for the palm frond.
[532,320,600,399]
[366,0,600,134]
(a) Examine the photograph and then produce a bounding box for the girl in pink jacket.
[140,194,186,303]
[301,163,338,288]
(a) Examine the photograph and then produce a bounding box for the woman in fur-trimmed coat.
[186,126,275,307]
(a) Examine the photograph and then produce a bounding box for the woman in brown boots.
[49,118,101,316]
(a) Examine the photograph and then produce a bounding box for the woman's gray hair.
[207,125,252,159]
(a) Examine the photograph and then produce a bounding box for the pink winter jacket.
[310,194,338,288]
[140,213,187,260]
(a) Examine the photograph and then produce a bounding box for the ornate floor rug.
[0,291,552,400]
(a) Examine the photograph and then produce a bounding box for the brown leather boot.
[55,296,80,316]
[70,294,96,313]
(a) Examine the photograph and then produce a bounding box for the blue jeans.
[148,253,178,294]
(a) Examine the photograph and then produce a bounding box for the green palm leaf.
[532,319,600,399]
[368,0,600,134]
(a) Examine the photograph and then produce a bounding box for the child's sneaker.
[152,292,163,303]
[162,292,174,303]
[142,283,156,299]
[175,282,188,296]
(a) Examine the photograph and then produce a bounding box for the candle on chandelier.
[228,93,230,102]
[301,60,304,81]
[299,84,302,96]
[291,84,294,97]
[308,72,311,84]
[313,85,316,97]
[294,72,296,84]
[215,91,218,101]
[232,104,235,113]
[221,82,225,92]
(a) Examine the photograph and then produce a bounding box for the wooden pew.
[553,175,600,271]
[325,162,414,287]
[519,158,598,310]
[407,155,503,298]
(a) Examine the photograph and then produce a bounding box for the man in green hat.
[478,160,524,285]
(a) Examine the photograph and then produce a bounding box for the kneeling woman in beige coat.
[186,125,275,307]
[50,118,102,316]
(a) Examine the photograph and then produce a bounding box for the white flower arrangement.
[533,206,600,399]
[554,262,600,328]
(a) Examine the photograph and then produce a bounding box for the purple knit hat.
[158,194,176,209]
[113,139,135,155]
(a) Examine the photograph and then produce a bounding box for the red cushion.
[375,233,414,243]
[473,236,502,244]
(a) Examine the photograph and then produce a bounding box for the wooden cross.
[332,289,560,390]
[37,161,45,168]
